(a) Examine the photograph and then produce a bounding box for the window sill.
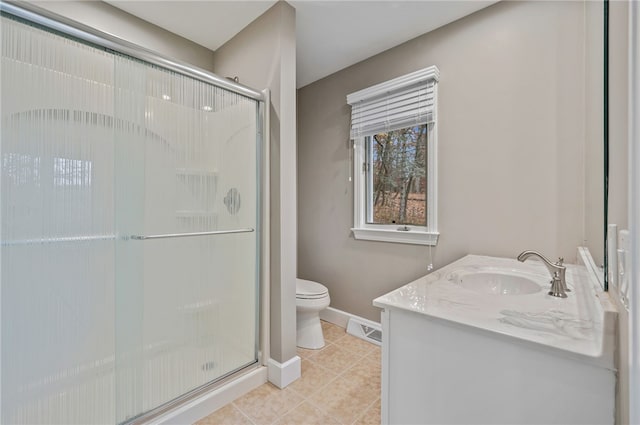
[351,227,439,246]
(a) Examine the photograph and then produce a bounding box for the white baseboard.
[320,306,381,329]
[152,366,267,425]
[267,356,301,389]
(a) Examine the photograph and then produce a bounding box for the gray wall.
[608,2,630,424]
[298,1,597,322]
[584,0,605,267]
[214,1,298,364]
[31,1,215,72]
[609,1,629,232]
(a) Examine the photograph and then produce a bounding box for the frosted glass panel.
[1,17,116,424]
[2,14,260,425]
[114,55,259,422]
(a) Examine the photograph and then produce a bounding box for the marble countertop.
[373,254,616,369]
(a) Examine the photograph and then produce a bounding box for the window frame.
[348,67,439,246]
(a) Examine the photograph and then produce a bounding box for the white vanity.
[373,249,617,425]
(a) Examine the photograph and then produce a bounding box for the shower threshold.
[124,360,263,425]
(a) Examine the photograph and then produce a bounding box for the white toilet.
[296,278,331,349]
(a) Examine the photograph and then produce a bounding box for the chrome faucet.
[517,250,568,298]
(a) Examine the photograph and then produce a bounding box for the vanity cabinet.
[374,253,617,425]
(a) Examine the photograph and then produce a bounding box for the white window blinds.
[347,65,439,138]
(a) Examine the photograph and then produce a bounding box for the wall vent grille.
[346,318,382,346]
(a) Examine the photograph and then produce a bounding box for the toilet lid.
[296,279,329,299]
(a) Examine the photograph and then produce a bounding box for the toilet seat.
[296,279,329,300]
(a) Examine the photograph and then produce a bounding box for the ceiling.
[106,0,498,88]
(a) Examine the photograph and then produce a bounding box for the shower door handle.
[130,228,254,240]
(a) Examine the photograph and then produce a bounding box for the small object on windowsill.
[398,226,410,231]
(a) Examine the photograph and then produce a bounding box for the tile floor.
[196,321,381,425]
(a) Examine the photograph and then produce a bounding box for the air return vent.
[346,317,382,346]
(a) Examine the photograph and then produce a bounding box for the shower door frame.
[0,1,270,423]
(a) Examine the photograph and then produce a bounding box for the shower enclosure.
[1,4,265,424]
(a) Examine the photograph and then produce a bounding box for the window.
[348,66,439,245]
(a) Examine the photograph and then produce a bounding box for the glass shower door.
[2,7,262,424]
[113,55,259,422]
[1,16,117,424]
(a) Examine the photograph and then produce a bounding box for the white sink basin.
[458,271,542,295]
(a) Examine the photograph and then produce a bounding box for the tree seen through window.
[366,124,427,226]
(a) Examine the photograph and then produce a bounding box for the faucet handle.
[554,257,570,292]
[548,274,567,298]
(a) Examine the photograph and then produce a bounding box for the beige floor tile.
[296,346,318,359]
[358,355,382,372]
[195,404,253,425]
[334,334,375,357]
[308,373,379,424]
[288,358,338,398]
[353,398,381,425]
[367,346,381,365]
[321,321,346,343]
[308,343,361,374]
[233,383,303,425]
[194,322,383,425]
[273,401,340,425]
[344,357,381,393]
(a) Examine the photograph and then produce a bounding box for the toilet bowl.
[296,278,330,349]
